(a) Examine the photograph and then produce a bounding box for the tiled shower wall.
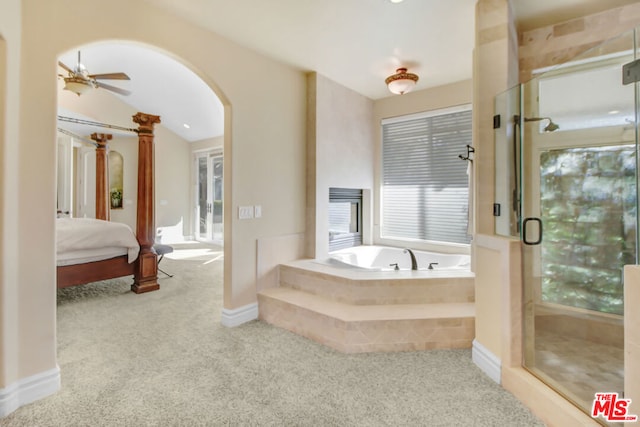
[519,3,640,83]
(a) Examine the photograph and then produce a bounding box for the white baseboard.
[472,339,501,384]
[221,303,258,327]
[0,366,60,417]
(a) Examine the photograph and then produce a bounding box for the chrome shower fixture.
[523,116,560,133]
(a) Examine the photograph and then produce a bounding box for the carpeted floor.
[4,242,545,426]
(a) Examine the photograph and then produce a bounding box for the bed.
[56,112,161,293]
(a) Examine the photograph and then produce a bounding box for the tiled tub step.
[258,287,475,353]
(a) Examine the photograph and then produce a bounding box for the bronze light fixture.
[385,67,419,95]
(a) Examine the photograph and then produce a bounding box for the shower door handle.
[523,217,543,245]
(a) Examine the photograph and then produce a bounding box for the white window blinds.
[381,106,472,245]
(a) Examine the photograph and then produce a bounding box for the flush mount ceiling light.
[385,67,419,95]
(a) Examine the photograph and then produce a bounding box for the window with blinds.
[381,106,472,245]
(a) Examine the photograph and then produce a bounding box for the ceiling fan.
[58,51,131,96]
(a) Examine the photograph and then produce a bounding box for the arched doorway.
[55,40,226,294]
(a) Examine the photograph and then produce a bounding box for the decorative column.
[131,112,161,293]
[91,133,112,221]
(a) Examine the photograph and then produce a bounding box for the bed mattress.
[56,217,140,266]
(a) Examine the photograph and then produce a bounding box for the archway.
[55,40,227,301]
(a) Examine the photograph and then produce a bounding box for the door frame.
[193,149,223,244]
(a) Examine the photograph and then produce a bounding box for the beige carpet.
[4,242,544,426]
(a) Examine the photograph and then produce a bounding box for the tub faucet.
[404,249,418,270]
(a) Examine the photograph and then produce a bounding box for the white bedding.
[56,218,140,266]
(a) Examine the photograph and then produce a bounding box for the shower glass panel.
[494,85,521,237]
[517,29,637,423]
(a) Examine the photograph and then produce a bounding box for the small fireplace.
[328,188,362,252]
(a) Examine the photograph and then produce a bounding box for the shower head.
[543,120,559,132]
[523,116,560,133]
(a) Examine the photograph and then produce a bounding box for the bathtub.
[328,245,470,271]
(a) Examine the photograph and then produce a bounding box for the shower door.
[519,30,638,423]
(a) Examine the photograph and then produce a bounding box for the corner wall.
[306,73,374,260]
[473,0,520,367]
[0,0,22,400]
[0,0,61,413]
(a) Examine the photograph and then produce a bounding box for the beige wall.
[0,0,22,394]
[191,136,223,154]
[373,80,473,253]
[306,73,374,259]
[0,0,306,397]
[373,80,472,121]
[154,127,192,238]
[472,0,519,362]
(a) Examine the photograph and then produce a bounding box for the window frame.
[378,104,472,251]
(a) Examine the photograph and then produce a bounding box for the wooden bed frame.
[56,112,161,294]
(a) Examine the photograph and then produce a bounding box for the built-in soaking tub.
[327,245,471,272]
[259,245,475,352]
[291,244,474,305]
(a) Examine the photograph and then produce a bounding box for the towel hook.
[458,145,475,162]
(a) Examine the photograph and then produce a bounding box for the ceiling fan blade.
[58,61,74,74]
[95,81,131,96]
[89,72,130,80]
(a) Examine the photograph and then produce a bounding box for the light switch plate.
[254,205,262,218]
[238,206,254,219]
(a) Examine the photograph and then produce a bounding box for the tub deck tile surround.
[258,259,475,353]
[279,261,475,305]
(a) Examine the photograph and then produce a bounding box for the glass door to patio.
[195,151,223,244]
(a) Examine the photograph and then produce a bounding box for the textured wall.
[519,3,640,82]
[306,73,375,260]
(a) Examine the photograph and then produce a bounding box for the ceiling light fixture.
[183,123,191,129]
[389,0,404,3]
[63,76,94,96]
[385,67,419,95]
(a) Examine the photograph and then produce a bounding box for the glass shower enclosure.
[495,28,639,424]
